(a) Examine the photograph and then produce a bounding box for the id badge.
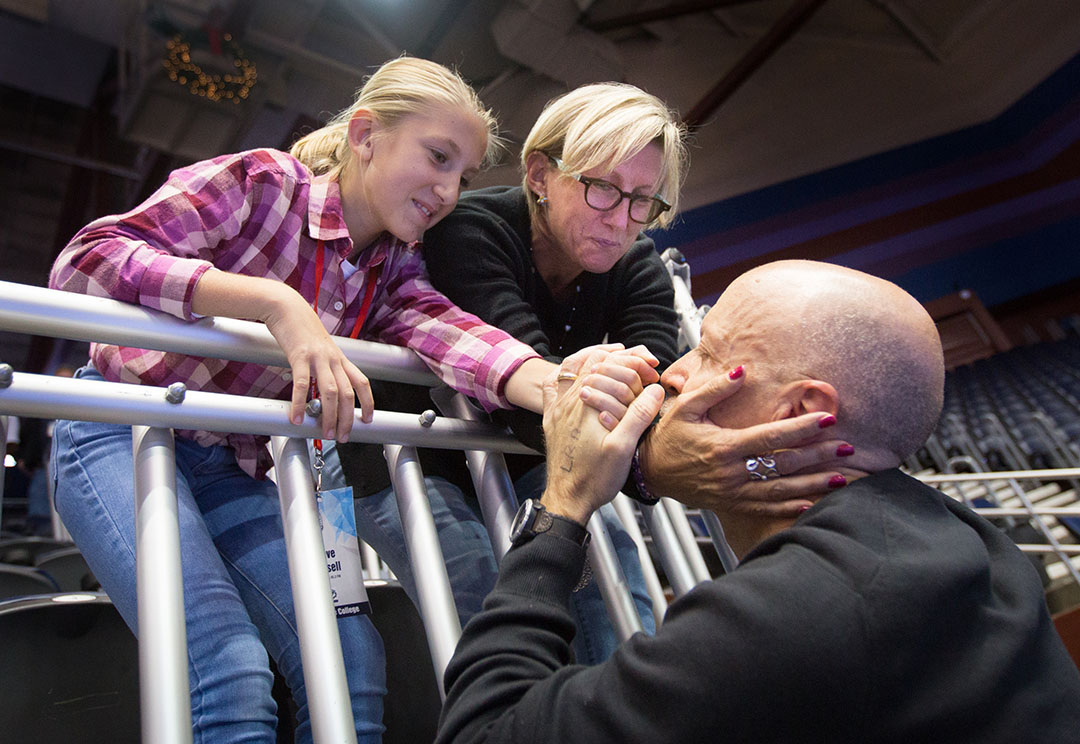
[317,485,371,617]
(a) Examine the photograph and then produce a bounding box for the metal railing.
[0,279,696,740]
[915,468,1080,586]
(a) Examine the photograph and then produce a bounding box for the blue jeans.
[52,367,385,744]
[327,440,654,664]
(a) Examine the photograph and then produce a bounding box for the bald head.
[666,260,944,466]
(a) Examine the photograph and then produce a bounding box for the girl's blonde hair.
[291,56,501,177]
[522,83,688,229]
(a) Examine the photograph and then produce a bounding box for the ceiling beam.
[684,0,828,130]
[582,0,765,34]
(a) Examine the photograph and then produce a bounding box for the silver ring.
[745,455,780,481]
[556,371,578,383]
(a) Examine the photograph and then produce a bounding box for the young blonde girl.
[48,56,559,743]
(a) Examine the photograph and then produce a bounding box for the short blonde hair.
[291,56,501,177]
[522,83,688,229]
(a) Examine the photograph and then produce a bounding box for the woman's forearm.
[504,357,557,414]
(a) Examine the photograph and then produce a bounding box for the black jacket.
[437,469,1080,743]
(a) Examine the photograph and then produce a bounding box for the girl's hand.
[192,269,374,441]
[262,287,374,440]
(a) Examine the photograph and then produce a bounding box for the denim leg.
[514,464,656,664]
[51,369,385,743]
[183,440,385,744]
[52,416,279,744]
[354,476,497,627]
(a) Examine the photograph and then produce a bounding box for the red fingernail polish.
[836,444,855,457]
[799,504,811,513]
[828,475,847,489]
[818,414,837,428]
[728,365,744,380]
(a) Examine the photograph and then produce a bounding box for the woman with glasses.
[335,83,683,665]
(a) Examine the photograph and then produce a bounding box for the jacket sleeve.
[436,531,870,744]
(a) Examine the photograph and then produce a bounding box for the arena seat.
[270,579,443,743]
[367,579,442,744]
[0,563,59,599]
[0,535,74,565]
[0,593,139,743]
[34,545,98,592]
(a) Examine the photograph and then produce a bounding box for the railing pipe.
[0,280,438,386]
[429,388,519,558]
[701,510,740,575]
[640,501,699,597]
[586,512,645,641]
[384,444,461,697]
[132,426,193,744]
[918,468,1080,483]
[611,493,668,625]
[0,372,536,455]
[271,436,358,744]
[662,498,712,583]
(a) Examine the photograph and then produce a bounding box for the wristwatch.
[509,498,590,548]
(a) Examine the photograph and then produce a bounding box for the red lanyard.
[314,240,382,341]
[310,239,382,479]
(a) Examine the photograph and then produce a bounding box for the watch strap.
[534,509,590,547]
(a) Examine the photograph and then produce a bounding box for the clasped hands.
[540,344,857,525]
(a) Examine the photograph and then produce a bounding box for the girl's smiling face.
[343,104,488,248]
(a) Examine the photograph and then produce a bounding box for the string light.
[162,33,257,103]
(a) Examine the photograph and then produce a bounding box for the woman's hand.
[192,269,373,440]
[554,343,661,430]
[504,343,659,418]
[541,359,664,525]
[638,368,855,517]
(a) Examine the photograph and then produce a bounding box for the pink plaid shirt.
[50,148,539,478]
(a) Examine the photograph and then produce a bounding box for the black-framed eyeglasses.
[547,155,670,225]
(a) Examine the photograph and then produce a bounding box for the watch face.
[510,499,539,542]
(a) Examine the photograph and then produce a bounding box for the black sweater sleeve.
[423,188,557,357]
[435,528,869,744]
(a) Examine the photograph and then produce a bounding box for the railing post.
[131,425,193,744]
[701,510,740,575]
[384,444,461,697]
[662,498,712,583]
[270,436,357,744]
[586,511,645,640]
[428,389,519,558]
[611,493,668,625]
[640,501,699,597]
